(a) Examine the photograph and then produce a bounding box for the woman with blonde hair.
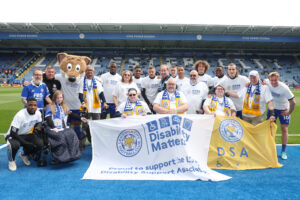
[112,70,140,110]
[44,90,87,163]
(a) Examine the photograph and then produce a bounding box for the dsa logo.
[219,119,243,143]
[116,129,142,157]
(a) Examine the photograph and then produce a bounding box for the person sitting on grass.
[5,98,43,171]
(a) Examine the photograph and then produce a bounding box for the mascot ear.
[57,53,68,64]
[82,56,91,65]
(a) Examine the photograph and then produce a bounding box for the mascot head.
[57,52,91,83]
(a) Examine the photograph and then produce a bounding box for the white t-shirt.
[204,96,236,116]
[238,84,273,117]
[198,74,214,87]
[213,75,227,87]
[220,75,249,111]
[153,90,188,114]
[112,82,141,105]
[176,77,190,92]
[133,76,144,101]
[100,72,122,103]
[265,80,294,110]
[5,109,42,137]
[141,76,160,104]
[78,77,104,113]
[184,82,208,114]
[55,74,82,110]
[117,100,151,115]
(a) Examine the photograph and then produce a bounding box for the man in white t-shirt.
[194,60,214,88]
[185,70,208,114]
[132,66,143,90]
[158,64,171,92]
[266,72,296,160]
[99,62,121,119]
[170,66,178,79]
[5,98,43,171]
[176,66,189,92]
[237,70,275,125]
[141,66,160,113]
[212,66,226,87]
[220,63,249,119]
[78,66,108,144]
[153,78,188,114]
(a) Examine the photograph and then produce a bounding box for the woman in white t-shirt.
[113,70,141,110]
[203,84,236,117]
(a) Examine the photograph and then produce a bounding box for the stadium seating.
[1,50,299,86]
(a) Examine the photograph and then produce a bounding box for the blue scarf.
[83,76,101,109]
[123,99,144,116]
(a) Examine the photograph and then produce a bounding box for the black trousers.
[6,134,43,161]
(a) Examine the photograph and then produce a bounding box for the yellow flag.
[208,116,282,170]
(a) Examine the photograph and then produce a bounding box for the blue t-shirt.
[21,82,50,109]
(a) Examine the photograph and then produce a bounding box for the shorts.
[101,103,116,117]
[267,109,290,125]
[236,110,243,119]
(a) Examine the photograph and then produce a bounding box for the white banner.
[82,114,231,181]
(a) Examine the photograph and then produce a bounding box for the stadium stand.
[1,50,296,87]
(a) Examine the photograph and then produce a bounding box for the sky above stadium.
[1,0,300,26]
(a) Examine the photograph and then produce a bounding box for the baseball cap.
[249,70,259,77]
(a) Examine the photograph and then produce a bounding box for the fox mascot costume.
[55,53,91,149]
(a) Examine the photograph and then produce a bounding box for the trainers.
[281,152,288,160]
[8,161,17,171]
[18,152,31,166]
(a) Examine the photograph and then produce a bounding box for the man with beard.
[21,68,51,110]
[43,66,61,106]
[5,98,43,171]
[99,62,121,119]
[185,70,208,114]
[153,78,188,114]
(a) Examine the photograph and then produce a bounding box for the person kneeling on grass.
[115,88,151,118]
[44,90,88,163]
[5,98,43,171]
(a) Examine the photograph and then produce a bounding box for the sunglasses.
[129,94,137,97]
[123,74,130,76]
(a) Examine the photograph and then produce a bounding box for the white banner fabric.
[82,114,231,181]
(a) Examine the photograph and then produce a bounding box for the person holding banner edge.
[153,77,188,114]
[265,72,296,160]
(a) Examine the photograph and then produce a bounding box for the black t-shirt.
[43,73,61,105]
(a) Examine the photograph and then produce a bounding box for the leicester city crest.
[137,107,144,114]
[254,96,259,104]
[219,119,243,143]
[162,101,169,108]
[116,129,142,157]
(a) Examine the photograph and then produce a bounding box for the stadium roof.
[0,23,299,51]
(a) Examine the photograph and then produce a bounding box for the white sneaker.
[8,161,17,171]
[18,152,31,166]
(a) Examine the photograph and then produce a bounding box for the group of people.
[5,60,296,171]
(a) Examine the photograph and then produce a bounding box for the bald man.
[153,78,188,114]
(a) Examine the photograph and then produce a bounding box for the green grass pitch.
[0,87,299,144]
